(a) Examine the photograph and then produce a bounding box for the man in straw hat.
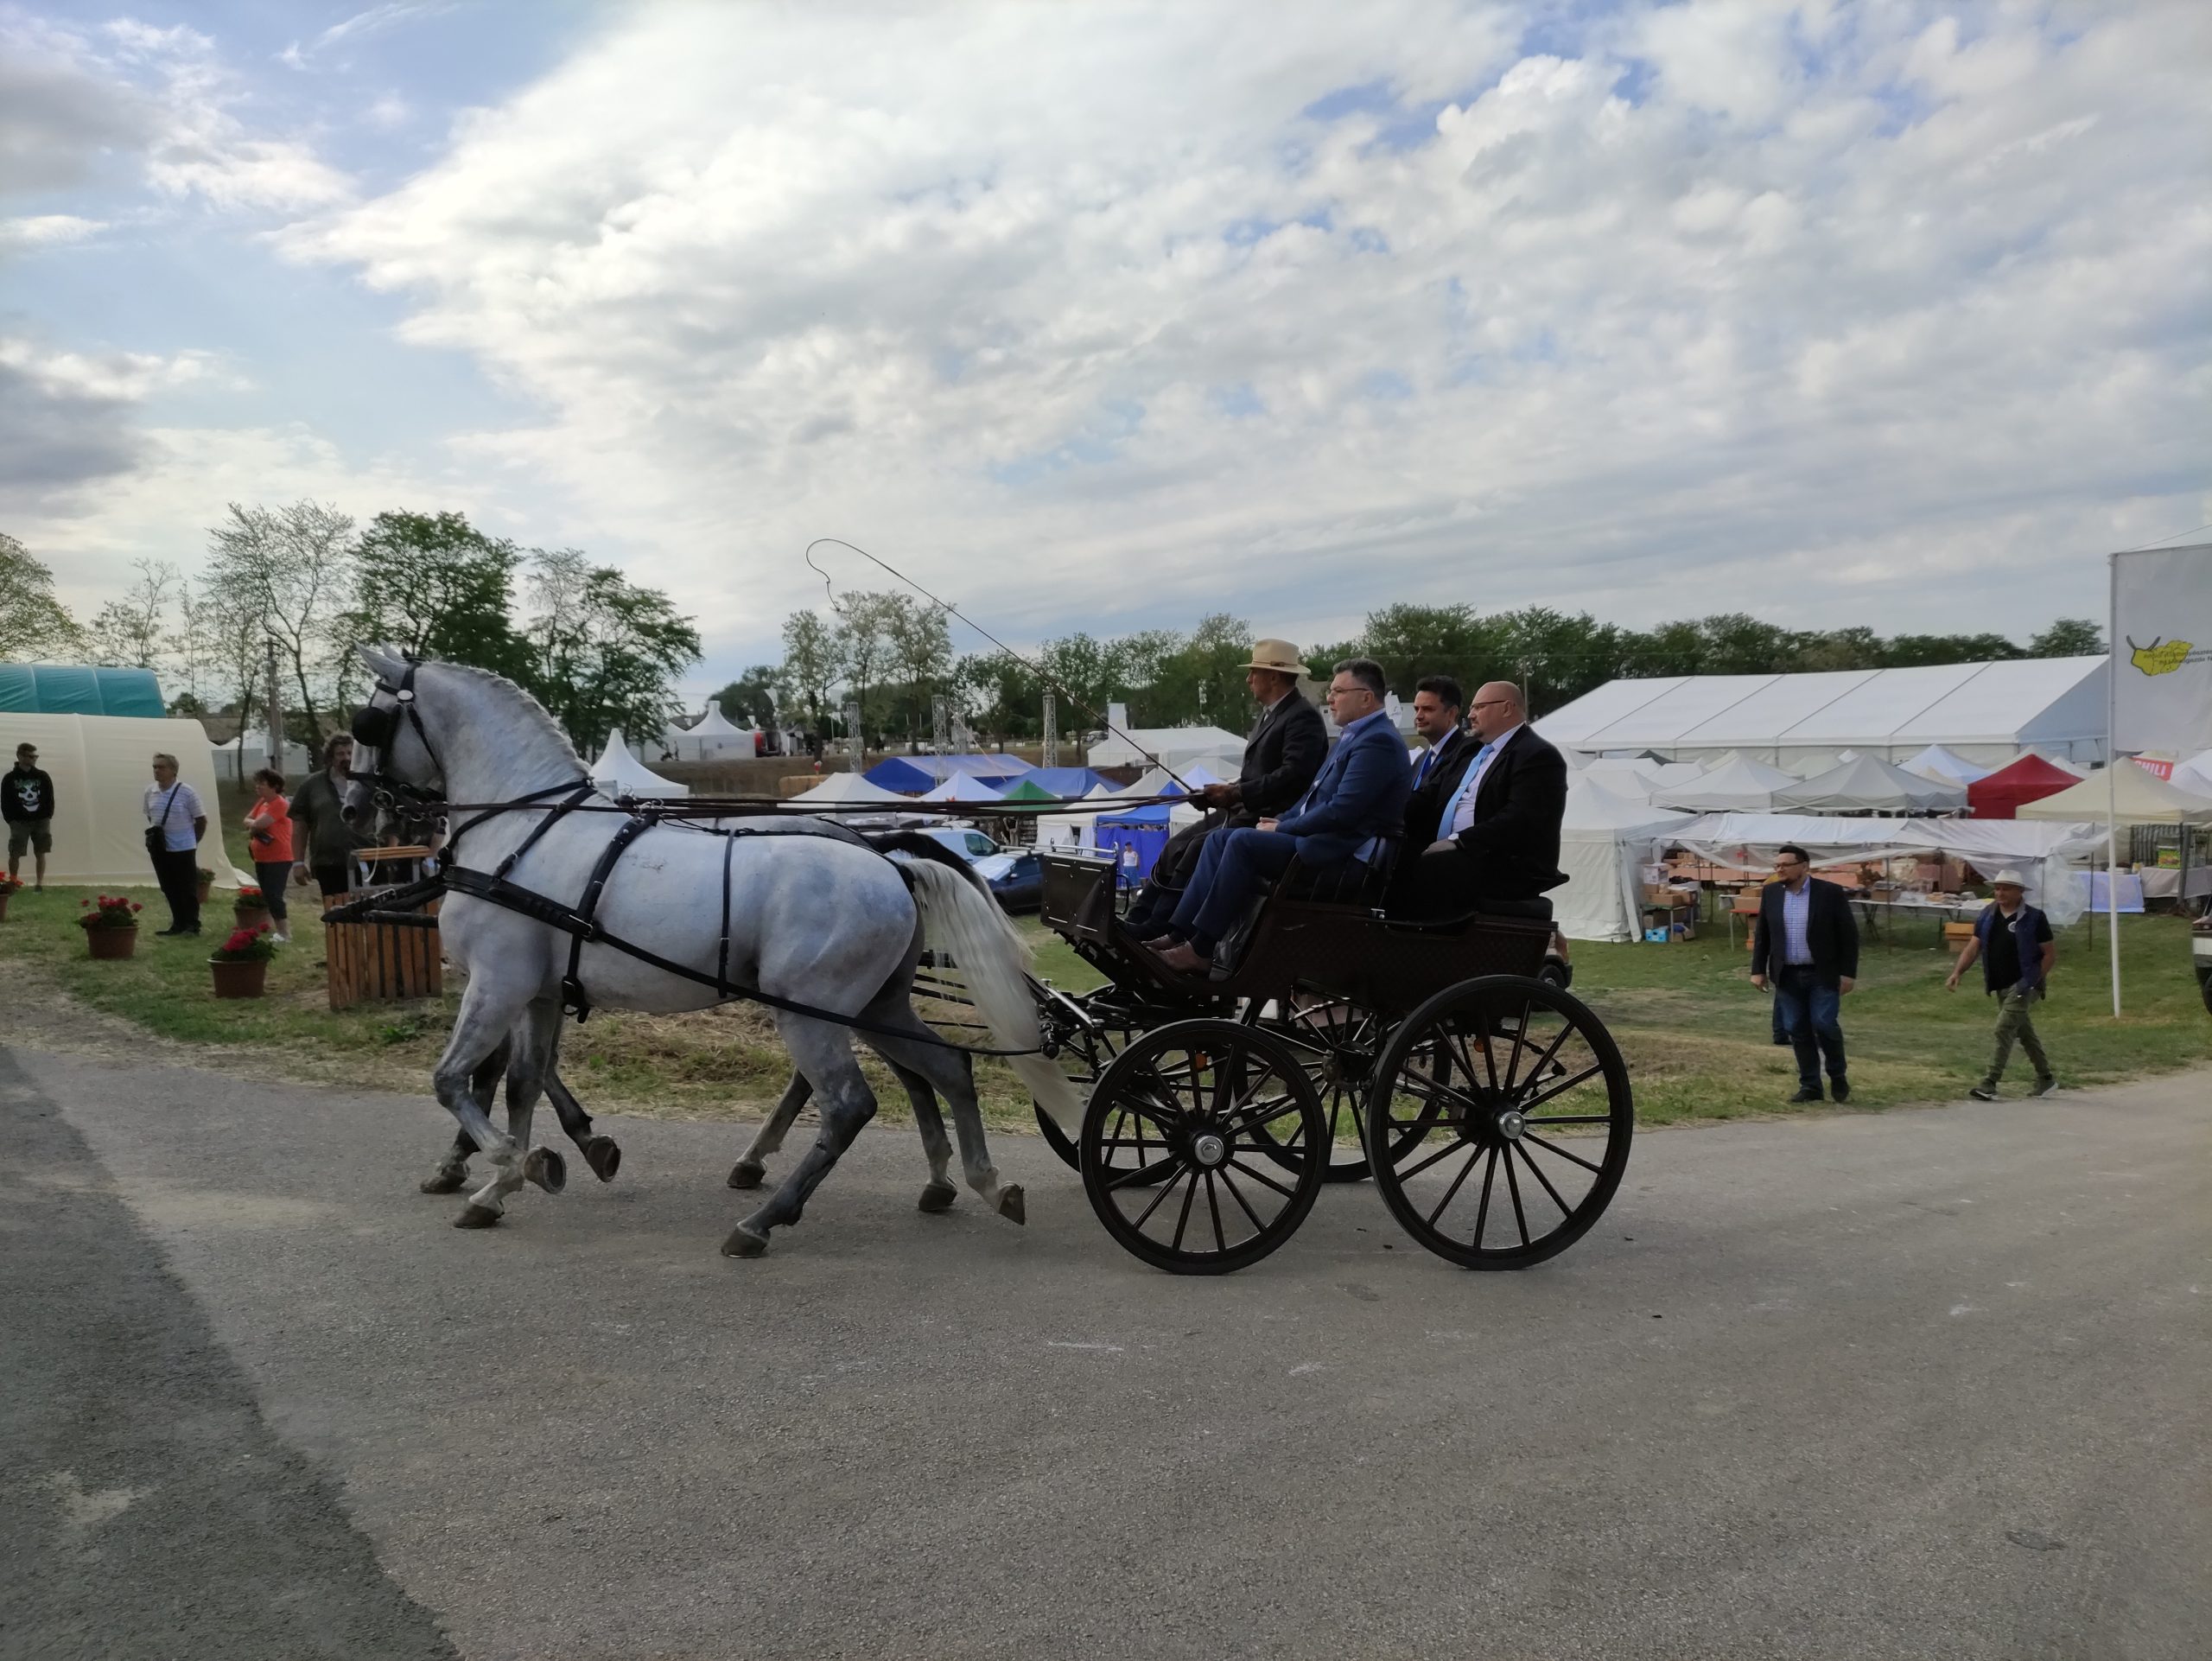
[1120,635,1326,939]
[1946,869,2058,1099]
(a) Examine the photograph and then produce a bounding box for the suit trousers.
[1168,827,1301,950]
[1772,964,1845,1089]
[149,845,201,932]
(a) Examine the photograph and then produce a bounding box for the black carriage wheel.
[1363,976,1632,1270]
[1081,1019,1328,1275]
[1033,1002,1147,1174]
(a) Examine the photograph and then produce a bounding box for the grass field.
[3,782,2204,1132]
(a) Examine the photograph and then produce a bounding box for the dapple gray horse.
[342,647,1083,1257]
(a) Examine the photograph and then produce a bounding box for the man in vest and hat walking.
[1946,869,2059,1099]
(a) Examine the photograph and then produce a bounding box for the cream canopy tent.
[2014,764,2212,826]
[1775,754,1967,813]
[1673,813,2103,926]
[1656,754,1800,812]
[1901,743,1990,785]
[1554,778,1694,943]
[589,729,690,799]
[786,772,907,805]
[1,712,238,889]
[916,773,1007,805]
[671,699,754,760]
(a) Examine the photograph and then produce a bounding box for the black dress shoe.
[154,926,181,936]
[1828,1079,1850,1103]
[1787,1086,1822,1104]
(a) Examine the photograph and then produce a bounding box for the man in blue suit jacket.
[1147,659,1411,975]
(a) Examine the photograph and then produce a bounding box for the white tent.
[1901,743,1991,785]
[2015,764,2212,826]
[917,773,1007,805]
[1775,754,1967,813]
[1086,724,1246,774]
[0,712,238,889]
[1657,754,1801,812]
[1673,813,2104,926]
[2171,748,2212,798]
[787,772,907,805]
[671,698,755,761]
[1535,657,2108,772]
[1555,779,1694,943]
[590,729,690,799]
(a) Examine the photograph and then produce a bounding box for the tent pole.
[2106,552,2123,1017]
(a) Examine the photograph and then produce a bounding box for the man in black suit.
[1402,675,1476,849]
[1122,638,1326,936]
[1749,843,1859,1103]
[1400,680,1568,915]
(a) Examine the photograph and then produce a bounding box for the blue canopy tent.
[0,663,167,716]
[1025,767,1107,799]
[1094,800,1178,887]
[864,756,935,794]
[865,754,1037,792]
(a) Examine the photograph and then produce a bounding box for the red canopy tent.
[1968,754,2080,819]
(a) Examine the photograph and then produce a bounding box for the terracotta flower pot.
[0,893,12,923]
[86,926,138,960]
[196,875,214,904]
[208,956,269,999]
[233,904,272,932]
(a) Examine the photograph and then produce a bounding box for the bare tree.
[206,500,355,742]
[84,558,181,671]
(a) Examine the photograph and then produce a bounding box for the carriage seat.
[1210,842,1400,977]
[1380,892,1554,933]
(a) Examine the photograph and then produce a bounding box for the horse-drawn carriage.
[924,850,1636,1276]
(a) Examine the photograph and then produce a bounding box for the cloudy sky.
[3,0,2206,696]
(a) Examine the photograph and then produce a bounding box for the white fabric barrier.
[1670,813,2102,926]
[2,712,236,889]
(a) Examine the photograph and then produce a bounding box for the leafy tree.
[1878,633,2022,668]
[830,589,904,743]
[885,596,953,749]
[521,549,701,754]
[2029,618,2104,657]
[84,558,181,671]
[0,531,83,659]
[341,511,532,682]
[711,665,780,729]
[777,610,840,747]
[953,650,1036,744]
[206,500,356,742]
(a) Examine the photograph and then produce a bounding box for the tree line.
[1,510,701,760]
[749,596,2106,750]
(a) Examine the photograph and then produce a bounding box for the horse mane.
[424,659,588,771]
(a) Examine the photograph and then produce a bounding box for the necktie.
[1446,742,1497,836]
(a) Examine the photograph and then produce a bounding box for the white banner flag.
[2111,544,2212,754]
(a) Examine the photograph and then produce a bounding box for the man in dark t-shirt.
[1946,869,2057,1098]
[5,740,57,889]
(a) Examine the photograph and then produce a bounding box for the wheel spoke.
[1205,1170,1227,1252]
[1515,1018,1579,1102]
[1512,1140,1573,1217]
[1471,1145,1498,1244]
[1497,996,1534,1096]
[1503,1142,1530,1248]
[1217,1166,1268,1231]
[1520,1130,1604,1175]
[1170,1167,1199,1251]
[1516,1062,1605,1117]
[1225,1157,1297,1200]
[1523,1113,1612,1125]
[1121,1159,1190,1209]
[1396,1136,1473,1183]
[1424,1143,1482,1227]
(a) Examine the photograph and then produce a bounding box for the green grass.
[4,787,2203,1131]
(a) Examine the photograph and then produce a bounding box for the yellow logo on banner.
[2127,635,2194,677]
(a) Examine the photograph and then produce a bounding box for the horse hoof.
[728,1160,766,1190]
[918,1181,958,1213]
[721,1225,770,1258]
[419,1168,468,1195]
[997,1184,1027,1226]
[454,1203,503,1230]
[582,1135,621,1183]
[524,1147,568,1195]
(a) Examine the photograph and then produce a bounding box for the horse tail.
[899,859,1087,1133]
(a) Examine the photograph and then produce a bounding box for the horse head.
[343,644,442,830]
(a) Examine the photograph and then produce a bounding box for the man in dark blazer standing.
[1402,680,1568,914]
[1750,843,1859,1103]
[1402,675,1477,849]
[1122,638,1326,936]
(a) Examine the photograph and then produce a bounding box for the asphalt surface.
[3,1038,2206,1660]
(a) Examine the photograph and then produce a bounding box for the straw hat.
[1989,869,2029,889]
[1242,639,1306,675]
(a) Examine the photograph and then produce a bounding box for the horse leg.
[881,1057,957,1212]
[506,1000,569,1196]
[868,1007,1024,1226]
[723,1021,876,1257]
[431,983,537,1230]
[422,1037,512,1194]
[543,1072,621,1182]
[728,1070,811,1190]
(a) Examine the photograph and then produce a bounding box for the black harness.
[337,665,1040,1055]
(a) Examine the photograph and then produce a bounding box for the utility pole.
[1041,692,1058,768]
[264,638,285,780]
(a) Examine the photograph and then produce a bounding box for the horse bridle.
[349,658,448,817]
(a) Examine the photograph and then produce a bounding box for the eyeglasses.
[1471,698,1510,710]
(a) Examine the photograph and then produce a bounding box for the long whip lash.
[804,536,1198,792]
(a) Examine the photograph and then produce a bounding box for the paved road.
[3,1041,2206,1660]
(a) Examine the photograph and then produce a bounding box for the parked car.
[900,827,1043,913]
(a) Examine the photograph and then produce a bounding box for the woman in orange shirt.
[245,768,296,941]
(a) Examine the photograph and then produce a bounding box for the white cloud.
[0,212,105,249]
[281,3,456,69]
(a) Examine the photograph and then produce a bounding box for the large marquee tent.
[1535,657,2107,773]
[0,711,236,889]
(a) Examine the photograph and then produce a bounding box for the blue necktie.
[1441,742,1497,835]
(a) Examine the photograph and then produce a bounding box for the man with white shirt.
[1401,680,1568,917]
[143,751,207,936]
